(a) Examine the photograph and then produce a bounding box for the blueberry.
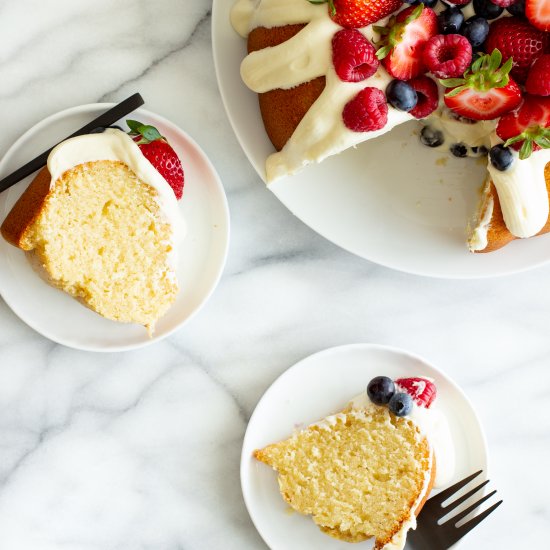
[367,376,396,406]
[507,0,525,16]
[401,0,420,3]
[473,0,503,19]
[386,80,418,112]
[450,143,469,157]
[388,392,413,417]
[461,16,490,47]
[471,145,488,156]
[438,7,465,34]
[420,126,445,147]
[421,0,439,7]
[489,144,515,171]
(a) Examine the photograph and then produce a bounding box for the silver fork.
[406,470,503,549]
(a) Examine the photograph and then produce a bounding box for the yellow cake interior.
[20,160,178,332]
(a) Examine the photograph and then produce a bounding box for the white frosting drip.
[232,0,550,241]
[47,129,186,247]
[488,146,550,239]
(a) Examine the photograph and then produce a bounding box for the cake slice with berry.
[253,374,456,549]
[1,126,185,333]
[232,0,550,254]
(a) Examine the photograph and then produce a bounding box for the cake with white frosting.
[0,129,186,333]
[254,375,454,549]
[231,0,550,253]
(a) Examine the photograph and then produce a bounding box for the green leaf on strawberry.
[126,119,163,145]
[504,127,550,160]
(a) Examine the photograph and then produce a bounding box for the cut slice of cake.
[254,404,435,548]
[1,128,185,333]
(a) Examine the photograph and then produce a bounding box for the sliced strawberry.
[308,0,402,29]
[442,49,522,121]
[496,95,550,159]
[526,0,550,32]
[375,5,438,81]
[127,119,184,199]
[395,377,437,408]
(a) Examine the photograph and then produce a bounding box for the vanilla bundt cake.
[1,128,185,333]
[231,0,550,253]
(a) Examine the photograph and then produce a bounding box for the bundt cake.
[231,0,550,253]
[1,128,185,333]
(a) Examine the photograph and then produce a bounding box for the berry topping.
[473,0,504,19]
[526,0,550,32]
[310,0,403,29]
[489,144,515,171]
[388,392,414,416]
[485,17,549,84]
[490,0,520,6]
[343,87,389,132]
[507,0,525,16]
[450,142,469,157]
[423,34,473,79]
[332,29,379,82]
[375,4,438,81]
[386,79,418,111]
[438,7,465,34]
[395,377,437,408]
[408,75,440,119]
[526,55,550,97]
[441,49,522,121]
[420,125,445,147]
[443,0,472,5]
[127,120,184,199]
[367,376,396,405]
[496,95,550,159]
[461,16,490,48]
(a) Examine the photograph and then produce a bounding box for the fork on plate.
[406,470,503,550]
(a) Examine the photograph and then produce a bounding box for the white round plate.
[212,1,550,278]
[0,104,230,352]
[241,344,488,550]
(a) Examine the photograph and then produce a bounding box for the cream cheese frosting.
[232,0,550,246]
[47,129,186,246]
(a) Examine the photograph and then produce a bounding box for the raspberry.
[490,0,519,6]
[526,55,550,97]
[332,29,379,83]
[342,87,388,132]
[422,34,472,79]
[408,75,440,119]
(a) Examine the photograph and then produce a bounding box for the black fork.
[407,470,503,549]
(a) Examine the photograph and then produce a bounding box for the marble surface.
[0,1,548,548]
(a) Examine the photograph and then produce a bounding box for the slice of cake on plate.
[1,124,186,334]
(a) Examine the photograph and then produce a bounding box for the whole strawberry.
[308,0,402,29]
[441,49,522,120]
[526,55,550,96]
[375,4,438,81]
[127,120,184,200]
[485,17,549,84]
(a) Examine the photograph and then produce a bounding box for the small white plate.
[241,344,488,550]
[212,1,550,278]
[0,104,230,352]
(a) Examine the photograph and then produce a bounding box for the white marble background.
[0,1,548,548]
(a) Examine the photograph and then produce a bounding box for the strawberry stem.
[126,119,164,145]
[375,4,423,61]
[307,0,336,16]
[504,126,550,160]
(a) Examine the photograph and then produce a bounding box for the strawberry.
[441,49,522,121]
[395,377,437,409]
[309,0,403,29]
[375,5,438,81]
[526,55,550,97]
[485,17,549,84]
[496,95,550,159]
[127,120,184,200]
[332,29,379,82]
[526,0,550,32]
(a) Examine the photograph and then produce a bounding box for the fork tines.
[435,470,502,542]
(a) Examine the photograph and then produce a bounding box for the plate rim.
[211,0,550,280]
[240,342,489,550]
[0,102,230,352]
